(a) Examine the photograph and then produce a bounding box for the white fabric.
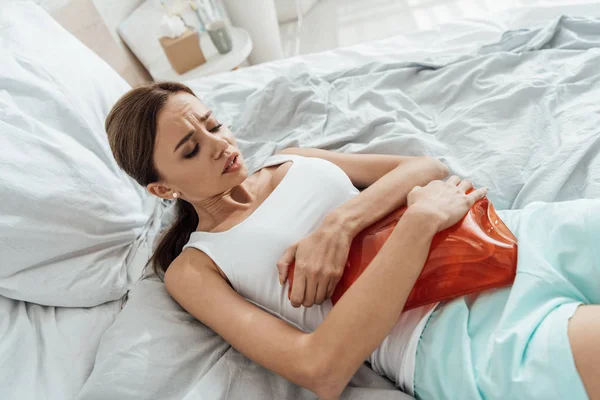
[160,14,187,38]
[183,154,434,394]
[371,305,437,395]
[0,1,161,307]
[79,273,406,400]
[78,3,600,400]
[5,2,598,400]
[183,154,351,332]
[0,295,121,400]
[0,3,167,399]
[183,1,600,104]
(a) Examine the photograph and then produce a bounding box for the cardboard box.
[159,29,206,74]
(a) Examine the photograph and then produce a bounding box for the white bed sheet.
[78,2,600,400]
[183,0,600,82]
[1,296,121,400]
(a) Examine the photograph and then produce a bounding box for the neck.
[192,179,256,232]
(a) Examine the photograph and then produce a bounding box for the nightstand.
[118,0,253,83]
[151,27,252,82]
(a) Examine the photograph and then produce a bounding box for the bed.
[2,1,600,399]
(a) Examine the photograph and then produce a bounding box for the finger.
[277,245,297,285]
[185,112,201,128]
[188,111,214,134]
[314,281,328,305]
[326,279,337,299]
[447,175,461,185]
[410,185,422,193]
[457,179,473,193]
[302,274,318,308]
[325,264,343,299]
[466,187,489,204]
[289,274,306,308]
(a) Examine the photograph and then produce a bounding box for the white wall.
[16,0,142,42]
[21,0,71,12]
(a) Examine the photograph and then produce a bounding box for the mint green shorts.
[414,199,599,400]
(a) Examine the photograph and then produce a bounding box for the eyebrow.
[174,131,194,152]
[199,111,212,122]
[173,111,212,152]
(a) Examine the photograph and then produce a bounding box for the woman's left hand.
[277,220,353,308]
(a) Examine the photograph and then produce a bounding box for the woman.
[106,82,597,400]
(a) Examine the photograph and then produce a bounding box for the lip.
[222,152,239,174]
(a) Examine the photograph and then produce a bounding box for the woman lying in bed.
[106,82,597,400]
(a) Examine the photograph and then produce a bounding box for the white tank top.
[183,154,437,395]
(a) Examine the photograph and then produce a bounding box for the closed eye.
[209,124,222,133]
[184,143,200,159]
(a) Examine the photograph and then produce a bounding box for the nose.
[211,135,229,159]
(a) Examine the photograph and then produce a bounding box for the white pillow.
[0,1,161,306]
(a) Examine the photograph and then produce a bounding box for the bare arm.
[329,156,449,237]
[165,213,434,398]
[311,210,439,398]
[166,178,486,399]
[277,147,449,236]
[275,148,449,307]
[165,252,319,389]
[309,178,487,398]
[277,147,447,190]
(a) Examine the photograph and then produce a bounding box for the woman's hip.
[414,198,600,399]
[413,291,587,400]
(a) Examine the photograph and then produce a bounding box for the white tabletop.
[151,27,252,82]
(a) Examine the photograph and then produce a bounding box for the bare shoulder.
[163,248,221,294]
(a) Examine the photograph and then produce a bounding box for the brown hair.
[106,82,199,279]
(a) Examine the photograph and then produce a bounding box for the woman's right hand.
[406,175,488,233]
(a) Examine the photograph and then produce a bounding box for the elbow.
[303,342,347,400]
[309,363,346,400]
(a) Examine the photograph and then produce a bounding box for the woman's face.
[149,91,247,202]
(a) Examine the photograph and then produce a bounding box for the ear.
[147,182,175,200]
